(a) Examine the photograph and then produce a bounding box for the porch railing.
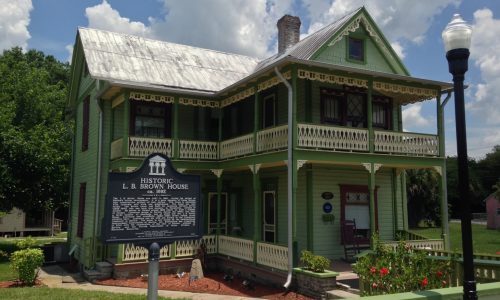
[179,140,218,160]
[220,133,254,159]
[256,242,288,271]
[383,239,445,251]
[129,136,172,157]
[110,138,123,160]
[257,125,288,153]
[374,130,439,156]
[297,123,369,152]
[218,235,254,262]
[123,243,171,262]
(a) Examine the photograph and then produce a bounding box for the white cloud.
[402,103,432,131]
[468,8,500,125]
[390,41,405,59]
[0,0,33,51]
[85,0,153,37]
[65,44,74,63]
[302,0,460,57]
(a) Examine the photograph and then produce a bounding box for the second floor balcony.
[110,123,439,161]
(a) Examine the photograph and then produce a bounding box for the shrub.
[10,248,44,285]
[16,236,38,249]
[300,250,331,273]
[353,234,455,296]
[0,250,8,262]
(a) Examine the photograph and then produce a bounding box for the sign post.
[101,153,202,300]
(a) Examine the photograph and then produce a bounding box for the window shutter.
[82,97,90,151]
[77,182,86,238]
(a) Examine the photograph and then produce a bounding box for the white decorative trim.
[211,169,223,178]
[111,94,125,108]
[373,163,382,173]
[179,97,219,108]
[373,81,437,104]
[362,163,382,173]
[328,14,392,61]
[248,164,261,174]
[362,163,372,173]
[130,92,173,103]
[298,69,367,88]
[177,168,186,174]
[433,166,442,176]
[257,71,291,92]
[221,87,255,108]
[297,160,307,170]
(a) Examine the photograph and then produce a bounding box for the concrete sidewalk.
[39,265,260,300]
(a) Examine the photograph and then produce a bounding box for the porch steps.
[84,261,113,282]
[326,289,360,299]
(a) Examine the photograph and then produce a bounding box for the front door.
[340,185,378,244]
[262,191,276,243]
[208,192,228,234]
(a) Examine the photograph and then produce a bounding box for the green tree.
[0,47,70,213]
[406,169,441,227]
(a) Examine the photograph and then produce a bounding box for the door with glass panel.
[208,192,228,234]
[262,191,276,243]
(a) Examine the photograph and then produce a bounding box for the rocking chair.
[341,219,361,262]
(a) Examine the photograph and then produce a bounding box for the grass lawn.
[0,287,174,300]
[410,223,500,255]
[0,261,16,281]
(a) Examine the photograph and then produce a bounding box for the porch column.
[363,162,381,247]
[291,66,299,266]
[250,164,261,264]
[253,85,259,154]
[122,92,130,158]
[172,96,179,159]
[367,80,374,153]
[211,169,223,235]
[401,170,409,231]
[436,165,450,250]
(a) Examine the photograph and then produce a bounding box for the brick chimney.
[277,15,301,54]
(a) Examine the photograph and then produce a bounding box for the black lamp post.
[442,14,476,300]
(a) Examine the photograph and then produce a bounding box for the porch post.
[216,171,223,235]
[251,165,261,264]
[401,171,409,231]
[291,66,298,266]
[368,164,376,247]
[253,85,259,154]
[367,80,374,153]
[122,92,130,158]
[172,96,179,159]
[437,93,450,250]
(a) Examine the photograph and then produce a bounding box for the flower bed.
[353,236,455,296]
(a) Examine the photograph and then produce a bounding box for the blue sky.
[1,0,499,158]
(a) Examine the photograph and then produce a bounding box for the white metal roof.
[78,27,260,93]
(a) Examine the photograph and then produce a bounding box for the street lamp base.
[463,280,477,300]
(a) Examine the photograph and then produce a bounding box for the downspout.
[92,79,106,265]
[440,91,452,250]
[274,67,293,289]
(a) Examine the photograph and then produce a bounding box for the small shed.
[485,194,500,229]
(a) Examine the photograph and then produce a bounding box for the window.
[320,89,343,125]
[348,37,364,62]
[208,193,228,235]
[262,94,276,128]
[372,96,392,130]
[82,96,89,151]
[131,102,171,138]
[497,208,500,216]
[77,183,86,238]
[320,88,366,127]
[263,191,276,243]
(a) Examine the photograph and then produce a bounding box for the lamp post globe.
[442,14,476,300]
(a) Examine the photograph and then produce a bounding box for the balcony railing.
[297,123,369,152]
[374,130,439,156]
[121,125,439,162]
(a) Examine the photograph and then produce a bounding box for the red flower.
[370,266,376,274]
[421,277,429,287]
[379,267,389,276]
[372,282,378,289]
[436,271,443,278]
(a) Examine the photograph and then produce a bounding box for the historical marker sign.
[101,153,202,244]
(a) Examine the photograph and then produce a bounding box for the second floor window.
[131,102,171,138]
[372,96,392,130]
[321,88,366,127]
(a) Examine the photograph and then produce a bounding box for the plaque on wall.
[101,153,202,244]
[321,191,334,200]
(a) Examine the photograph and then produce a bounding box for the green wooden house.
[67,7,452,280]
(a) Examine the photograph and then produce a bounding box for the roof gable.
[310,7,409,75]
